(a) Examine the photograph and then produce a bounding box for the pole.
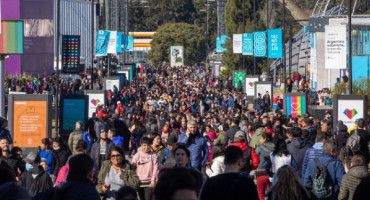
[253,0,256,75]
[289,21,292,79]
[55,0,60,136]
[0,55,5,118]
[266,0,269,72]
[91,0,95,86]
[242,0,245,70]
[348,0,352,94]
[283,0,286,93]
[125,0,128,64]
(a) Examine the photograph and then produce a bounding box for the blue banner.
[116,32,122,53]
[267,29,283,58]
[122,35,134,51]
[96,30,110,56]
[216,35,228,52]
[253,31,266,57]
[242,33,253,55]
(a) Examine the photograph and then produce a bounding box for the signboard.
[243,33,253,55]
[216,35,228,52]
[170,46,184,67]
[244,76,259,96]
[333,95,368,131]
[255,82,273,107]
[121,65,133,80]
[85,90,106,118]
[104,77,121,91]
[254,31,266,57]
[107,30,117,54]
[117,69,130,82]
[116,31,122,53]
[267,29,283,58]
[122,35,134,51]
[233,70,247,89]
[284,93,307,117]
[325,25,346,69]
[233,34,243,54]
[60,95,88,134]
[62,35,81,73]
[96,30,110,56]
[214,64,220,77]
[0,20,24,54]
[8,95,52,148]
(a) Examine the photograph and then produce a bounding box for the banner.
[107,30,117,54]
[267,29,283,58]
[0,20,24,54]
[242,33,253,55]
[116,32,122,53]
[254,31,266,57]
[86,92,105,118]
[325,25,346,69]
[233,34,243,54]
[122,35,134,51]
[62,98,87,131]
[216,35,228,52]
[233,71,246,88]
[96,30,110,56]
[62,35,80,73]
[170,46,184,67]
[214,64,220,77]
[337,98,365,130]
[245,77,259,96]
[285,95,307,117]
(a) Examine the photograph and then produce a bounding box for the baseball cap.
[24,152,37,163]
[234,130,245,139]
[167,135,177,145]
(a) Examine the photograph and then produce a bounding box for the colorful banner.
[245,77,259,96]
[233,71,246,88]
[286,95,307,117]
[0,20,24,54]
[116,31,122,53]
[86,92,105,118]
[325,25,347,69]
[267,29,283,58]
[170,46,184,67]
[233,34,243,54]
[337,99,365,130]
[242,33,253,55]
[96,30,110,56]
[254,31,266,57]
[216,35,228,52]
[107,30,117,54]
[62,35,80,73]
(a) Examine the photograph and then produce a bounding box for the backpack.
[82,132,93,149]
[346,129,361,154]
[312,158,335,198]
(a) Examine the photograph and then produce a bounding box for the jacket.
[228,142,260,173]
[90,139,115,169]
[287,137,310,176]
[131,151,158,183]
[19,168,53,197]
[303,153,345,200]
[60,179,100,200]
[54,164,69,187]
[68,129,83,153]
[223,125,240,147]
[338,165,369,200]
[178,132,209,168]
[255,142,275,169]
[250,128,265,148]
[205,156,225,177]
[96,160,140,198]
[356,129,370,162]
[52,148,71,176]
[302,143,323,178]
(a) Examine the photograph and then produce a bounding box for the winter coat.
[96,160,140,198]
[356,129,370,163]
[301,143,323,178]
[228,142,260,173]
[213,134,225,146]
[90,139,115,170]
[68,129,83,153]
[287,137,311,176]
[52,148,71,176]
[303,153,345,200]
[255,142,275,169]
[19,168,53,197]
[336,130,349,154]
[338,165,370,200]
[205,156,225,177]
[223,125,240,147]
[178,132,209,168]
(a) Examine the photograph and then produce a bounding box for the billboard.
[244,76,259,96]
[0,20,24,54]
[85,90,105,118]
[284,93,307,117]
[62,35,80,73]
[233,34,242,54]
[60,95,88,133]
[104,77,121,91]
[255,82,273,107]
[325,25,346,69]
[254,31,266,57]
[233,70,246,89]
[170,46,184,67]
[333,95,368,131]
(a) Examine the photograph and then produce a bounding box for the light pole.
[348,0,352,94]
[253,0,256,75]
[283,0,286,93]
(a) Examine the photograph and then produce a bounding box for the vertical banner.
[214,64,220,77]
[170,46,184,67]
[244,76,259,96]
[85,91,106,119]
[62,35,81,73]
[0,20,24,54]
[284,93,307,117]
[122,35,133,51]
[216,35,228,52]
[116,32,122,53]
[96,30,110,56]
[333,95,368,131]
[254,31,266,57]
[325,25,347,69]
[243,33,253,55]
[233,34,243,54]
[267,29,283,58]
[107,30,117,54]
[233,70,247,89]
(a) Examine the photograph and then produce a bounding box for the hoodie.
[287,137,310,176]
[339,165,370,200]
[255,142,275,169]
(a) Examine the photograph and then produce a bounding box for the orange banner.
[13,101,47,148]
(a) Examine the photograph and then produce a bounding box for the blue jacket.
[177,132,209,168]
[302,142,323,178]
[227,97,235,108]
[0,128,12,144]
[303,153,345,200]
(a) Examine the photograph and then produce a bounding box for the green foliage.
[148,23,206,65]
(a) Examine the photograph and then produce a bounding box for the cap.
[99,127,107,135]
[24,152,37,163]
[166,135,177,145]
[234,130,245,139]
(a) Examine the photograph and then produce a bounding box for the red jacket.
[228,142,260,172]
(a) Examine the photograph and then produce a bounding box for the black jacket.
[19,168,53,197]
[52,148,71,176]
[287,137,310,176]
[60,179,100,200]
[357,129,370,162]
[223,125,240,147]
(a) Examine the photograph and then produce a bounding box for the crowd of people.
[0,65,370,200]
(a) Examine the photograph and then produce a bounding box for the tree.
[148,23,206,65]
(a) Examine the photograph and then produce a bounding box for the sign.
[216,35,228,52]
[104,77,120,91]
[333,95,368,131]
[268,29,283,58]
[284,93,307,117]
[325,25,346,69]
[243,33,253,55]
[214,64,220,77]
[62,35,80,73]
[85,91,105,118]
[60,96,88,132]
[118,69,130,82]
[170,46,184,67]
[244,76,259,96]
[255,82,273,107]
[96,30,110,56]
[254,31,266,57]
[122,35,133,51]
[233,34,243,54]
[116,31,122,53]
[233,70,246,89]
[107,30,117,54]
[0,20,24,54]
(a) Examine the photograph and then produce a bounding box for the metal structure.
[312,0,356,16]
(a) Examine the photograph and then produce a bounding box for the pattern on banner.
[343,108,358,119]
[254,32,266,57]
[91,99,100,106]
[243,35,253,54]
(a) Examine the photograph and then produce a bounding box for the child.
[132,137,158,200]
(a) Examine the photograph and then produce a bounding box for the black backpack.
[312,158,335,198]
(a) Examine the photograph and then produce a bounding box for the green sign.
[234,71,246,88]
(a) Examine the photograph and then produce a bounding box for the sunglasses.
[111,154,122,158]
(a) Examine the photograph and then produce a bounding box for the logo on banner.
[249,82,254,87]
[91,99,100,106]
[254,32,266,57]
[343,109,358,119]
[291,103,300,111]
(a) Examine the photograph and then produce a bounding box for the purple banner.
[4,55,21,75]
[1,0,20,19]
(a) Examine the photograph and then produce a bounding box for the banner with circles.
[253,31,266,57]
